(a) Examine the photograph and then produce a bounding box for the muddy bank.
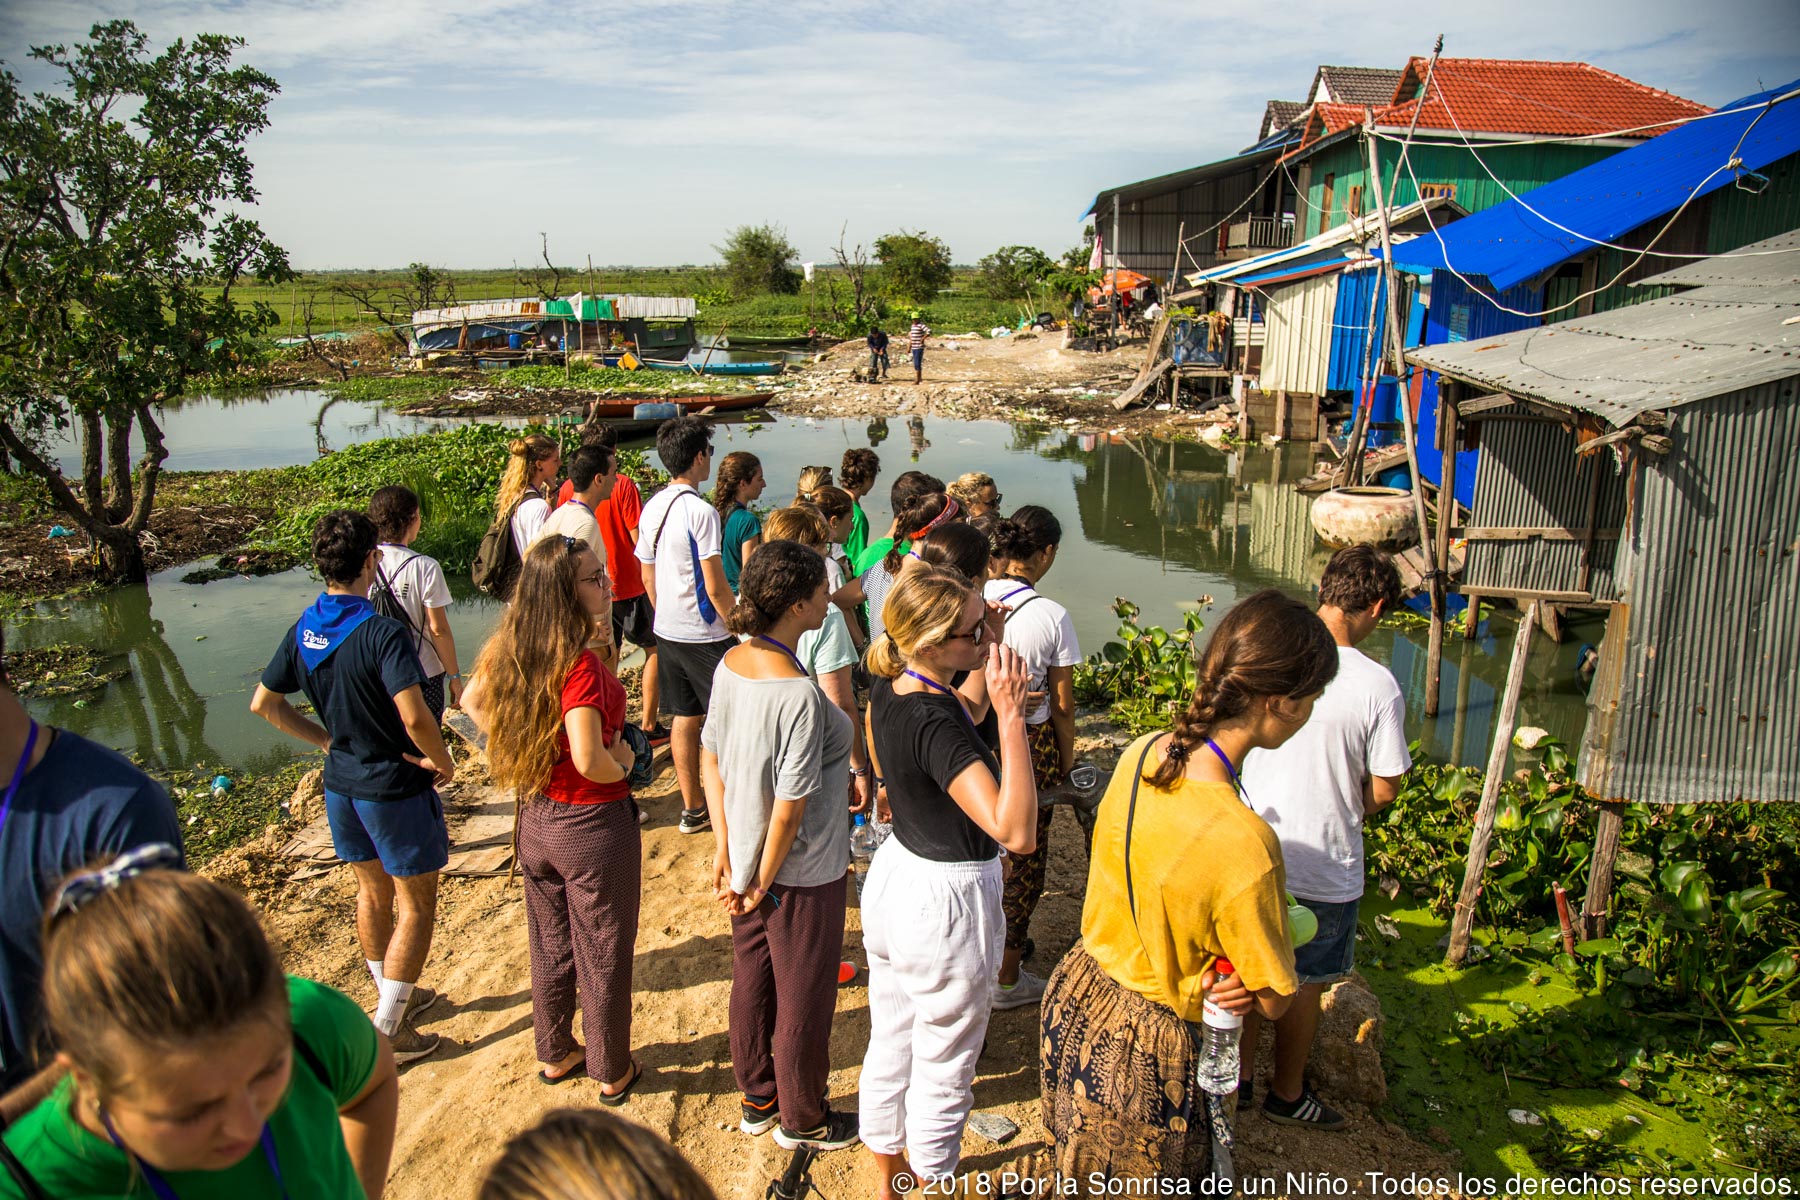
[0,500,262,603]
[202,714,1458,1200]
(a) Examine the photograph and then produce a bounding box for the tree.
[874,230,953,303]
[716,223,801,296]
[976,245,1055,300]
[0,21,290,582]
[334,262,459,352]
[823,223,885,332]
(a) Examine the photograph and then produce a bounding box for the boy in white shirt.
[1239,545,1410,1130]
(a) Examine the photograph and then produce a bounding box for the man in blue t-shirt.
[0,626,184,1114]
[252,509,456,1066]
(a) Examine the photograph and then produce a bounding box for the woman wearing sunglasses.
[462,537,643,1102]
[858,564,1036,1198]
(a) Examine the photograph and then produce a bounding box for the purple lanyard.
[1205,738,1250,803]
[756,635,808,677]
[997,584,1033,606]
[0,720,39,839]
[903,670,977,731]
[101,1109,289,1200]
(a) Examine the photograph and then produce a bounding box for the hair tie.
[1165,739,1192,761]
[50,843,183,919]
[909,496,960,540]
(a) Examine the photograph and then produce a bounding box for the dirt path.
[209,724,1459,1200]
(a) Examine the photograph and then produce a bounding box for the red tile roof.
[1287,58,1711,158]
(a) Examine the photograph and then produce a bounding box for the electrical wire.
[1366,87,1800,149]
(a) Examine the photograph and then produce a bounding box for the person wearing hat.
[906,314,929,385]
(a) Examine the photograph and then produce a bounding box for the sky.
[2,1,1796,270]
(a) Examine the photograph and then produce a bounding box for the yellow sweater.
[1081,732,1300,1021]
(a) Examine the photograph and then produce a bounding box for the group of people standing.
[0,404,1414,1198]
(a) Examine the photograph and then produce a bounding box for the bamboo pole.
[1581,802,1625,938]
[1448,600,1539,965]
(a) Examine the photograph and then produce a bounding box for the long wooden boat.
[576,391,774,419]
[641,358,786,377]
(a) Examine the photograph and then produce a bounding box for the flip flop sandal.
[538,1057,585,1086]
[598,1061,644,1107]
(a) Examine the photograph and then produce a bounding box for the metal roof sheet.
[1083,144,1281,219]
[1406,273,1800,422]
[1386,79,1800,290]
[1187,196,1459,286]
[1637,227,1800,287]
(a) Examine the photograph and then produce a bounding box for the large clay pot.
[1310,486,1420,553]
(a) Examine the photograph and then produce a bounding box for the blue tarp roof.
[1385,79,1800,292]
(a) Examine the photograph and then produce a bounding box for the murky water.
[20,405,1597,777]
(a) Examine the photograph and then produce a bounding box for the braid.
[1146,661,1238,789]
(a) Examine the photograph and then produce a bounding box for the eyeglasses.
[949,620,989,645]
[704,442,716,456]
[988,492,1003,505]
[577,570,609,590]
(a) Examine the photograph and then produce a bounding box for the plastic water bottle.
[1195,957,1242,1096]
[850,814,878,898]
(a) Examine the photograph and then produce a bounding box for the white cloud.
[4,0,1794,266]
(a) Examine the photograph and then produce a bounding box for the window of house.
[1321,173,1336,226]
[1419,182,1457,201]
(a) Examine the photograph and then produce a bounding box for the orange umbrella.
[1097,268,1150,295]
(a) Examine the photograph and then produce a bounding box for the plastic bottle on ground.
[1195,957,1242,1095]
[850,814,878,898]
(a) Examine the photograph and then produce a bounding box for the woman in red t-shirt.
[464,536,643,1102]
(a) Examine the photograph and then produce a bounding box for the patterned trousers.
[1001,720,1063,952]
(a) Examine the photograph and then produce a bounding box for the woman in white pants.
[861,563,1037,1198]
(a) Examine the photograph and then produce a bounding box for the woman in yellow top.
[1039,588,1338,1184]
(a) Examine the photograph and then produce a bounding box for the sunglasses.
[948,619,989,645]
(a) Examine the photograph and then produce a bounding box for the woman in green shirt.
[0,847,398,1200]
[714,451,766,593]
[838,448,881,566]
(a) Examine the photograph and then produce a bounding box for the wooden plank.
[1453,584,1595,603]
[1581,803,1625,939]
[1426,379,1458,717]
[1457,392,1516,416]
[1448,600,1539,965]
[1111,358,1173,411]
[1574,425,1642,455]
[1451,526,1621,542]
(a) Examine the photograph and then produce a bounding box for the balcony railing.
[1223,216,1294,260]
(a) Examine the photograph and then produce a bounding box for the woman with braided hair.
[1038,589,1338,1186]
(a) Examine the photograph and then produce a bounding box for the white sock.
[374,978,415,1037]
[366,960,385,991]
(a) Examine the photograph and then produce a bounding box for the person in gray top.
[701,540,859,1154]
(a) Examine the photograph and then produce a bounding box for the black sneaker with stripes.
[740,1094,779,1136]
[1262,1086,1346,1130]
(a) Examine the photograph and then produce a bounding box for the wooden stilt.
[1450,638,1476,766]
[1448,600,1539,964]
[1581,802,1624,938]
[1425,384,1459,716]
[1464,592,1482,639]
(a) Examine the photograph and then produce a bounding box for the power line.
[1365,87,1800,149]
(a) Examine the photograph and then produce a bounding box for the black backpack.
[371,551,424,649]
[471,492,533,600]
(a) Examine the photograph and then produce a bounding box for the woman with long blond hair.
[793,464,834,506]
[462,537,641,1102]
[713,450,765,593]
[946,472,1000,519]
[478,1108,717,1200]
[859,564,1036,1198]
[496,434,563,560]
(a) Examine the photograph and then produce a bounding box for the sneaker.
[677,809,711,835]
[1262,1086,1347,1131]
[991,967,1048,1011]
[389,1022,442,1067]
[366,985,440,1024]
[773,1108,860,1152]
[740,1094,779,1136]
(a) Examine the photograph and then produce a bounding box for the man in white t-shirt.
[1239,545,1409,1130]
[535,443,619,668]
[634,417,737,836]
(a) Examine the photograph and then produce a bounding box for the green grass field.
[207,266,1052,340]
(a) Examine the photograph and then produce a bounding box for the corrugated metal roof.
[1407,273,1800,424]
[1576,377,1800,803]
[1637,227,1800,287]
[1083,144,1282,219]
[1387,79,1800,290]
[1187,196,1459,285]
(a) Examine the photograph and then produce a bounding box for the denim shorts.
[325,786,450,878]
[1292,896,1360,984]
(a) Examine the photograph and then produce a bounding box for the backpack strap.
[292,1030,329,1088]
[374,559,423,651]
[1002,594,1043,623]
[651,487,699,556]
[1122,734,1168,942]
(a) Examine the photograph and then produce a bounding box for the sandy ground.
[207,718,1460,1200]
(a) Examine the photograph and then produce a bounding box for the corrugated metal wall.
[1248,481,1320,590]
[1580,378,1800,804]
[1301,140,1623,239]
[1111,166,1272,277]
[1705,152,1800,254]
[1256,272,1339,394]
[1328,266,1428,392]
[1462,415,1629,600]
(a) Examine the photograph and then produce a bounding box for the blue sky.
[3,1,1795,269]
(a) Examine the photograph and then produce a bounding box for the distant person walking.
[635,417,737,836]
[714,451,766,594]
[463,537,643,1102]
[1238,545,1410,1130]
[866,327,890,382]
[252,509,455,1065]
[369,485,462,720]
[907,315,929,385]
[0,627,183,1110]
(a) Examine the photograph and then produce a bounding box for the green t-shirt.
[854,536,909,577]
[1,976,379,1200]
[722,504,763,592]
[845,502,871,566]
